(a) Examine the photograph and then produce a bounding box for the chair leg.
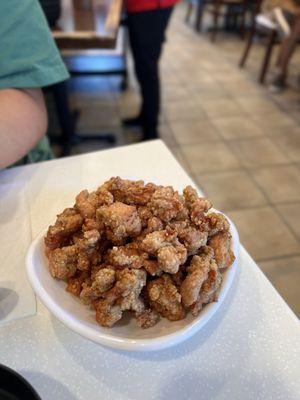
[239,27,256,68]
[52,81,76,156]
[259,30,277,84]
[211,9,220,42]
[195,1,205,32]
[211,1,220,42]
[186,2,193,23]
[240,9,246,39]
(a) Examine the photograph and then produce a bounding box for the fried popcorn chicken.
[170,220,208,255]
[45,208,83,249]
[80,267,116,305]
[45,178,235,328]
[95,301,122,327]
[94,269,146,327]
[76,188,114,219]
[140,227,187,274]
[97,202,142,244]
[116,268,146,299]
[147,275,185,321]
[171,269,185,289]
[136,309,159,329]
[48,245,78,279]
[146,216,164,233]
[107,243,147,269]
[47,229,101,278]
[149,187,185,222]
[208,231,235,269]
[183,186,212,225]
[75,190,99,219]
[66,271,89,297]
[104,177,157,205]
[157,244,187,274]
[137,206,153,228]
[206,212,230,236]
[140,227,178,254]
[75,229,101,271]
[93,268,116,294]
[190,260,222,316]
[180,247,214,306]
[82,218,102,233]
[143,259,162,276]
[95,186,114,206]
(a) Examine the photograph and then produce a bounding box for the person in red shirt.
[123,0,179,140]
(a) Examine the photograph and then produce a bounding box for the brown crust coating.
[45,179,234,328]
[107,243,147,269]
[147,275,185,321]
[157,245,187,274]
[45,208,83,250]
[208,231,235,269]
[183,186,212,226]
[104,177,158,205]
[97,202,142,245]
[136,309,159,328]
[48,245,78,279]
[190,260,222,316]
[149,187,185,222]
[180,247,214,306]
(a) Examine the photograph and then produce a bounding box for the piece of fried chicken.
[97,202,142,245]
[147,274,185,321]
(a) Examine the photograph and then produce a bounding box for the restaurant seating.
[239,1,279,84]
[186,0,249,41]
[44,0,124,155]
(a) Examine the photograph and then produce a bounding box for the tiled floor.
[49,4,300,316]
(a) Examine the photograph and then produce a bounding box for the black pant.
[127,7,173,138]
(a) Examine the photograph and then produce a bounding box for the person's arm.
[0,88,48,168]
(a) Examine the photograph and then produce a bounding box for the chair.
[239,1,280,84]
[186,0,249,41]
[46,0,125,155]
[185,0,205,32]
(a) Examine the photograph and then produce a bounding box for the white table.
[0,140,299,400]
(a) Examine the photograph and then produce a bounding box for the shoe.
[122,115,143,128]
[142,128,159,141]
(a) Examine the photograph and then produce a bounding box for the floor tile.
[169,120,220,144]
[227,207,300,260]
[116,90,140,108]
[235,96,280,115]
[162,84,190,103]
[252,165,300,203]
[164,100,207,121]
[118,103,140,120]
[212,116,265,140]
[200,98,246,118]
[276,202,300,240]
[159,124,177,147]
[77,106,120,132]
[195,171,268,211]
[251,112,298,132]
[273,128,300,162]
[181,142,241,173]
[230,138,289,168]
[259,257,300,317]
[168,147,192,173]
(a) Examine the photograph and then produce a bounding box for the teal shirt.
[0,0,70,165]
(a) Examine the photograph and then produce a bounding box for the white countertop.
[0,140,299,400]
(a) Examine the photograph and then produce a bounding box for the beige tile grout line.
[255,252,300,264]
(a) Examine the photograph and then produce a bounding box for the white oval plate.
[26,214,239,352]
